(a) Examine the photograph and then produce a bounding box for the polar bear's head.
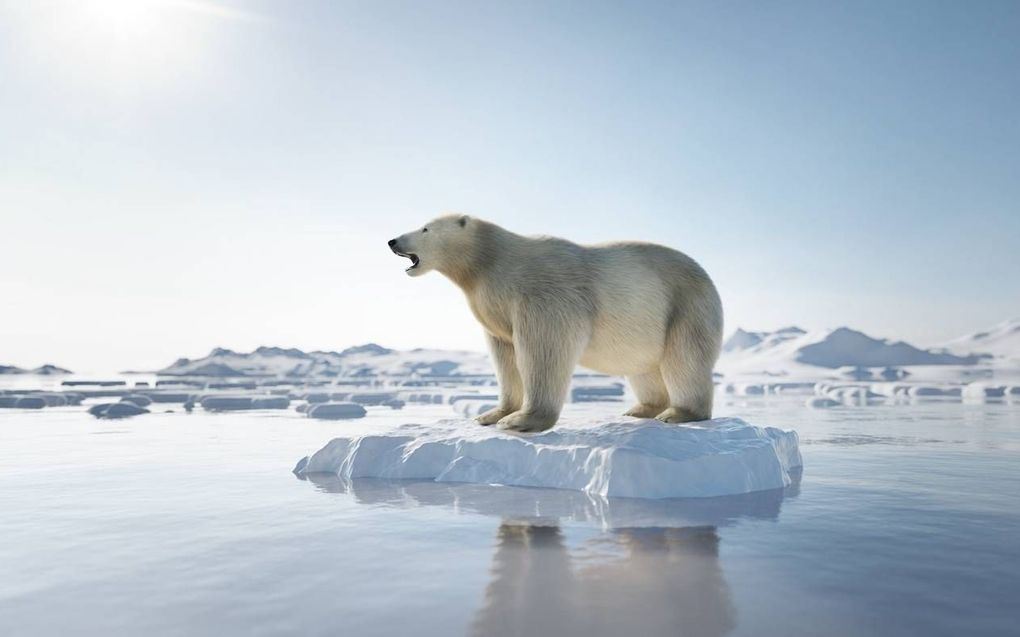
[388,214,473,278]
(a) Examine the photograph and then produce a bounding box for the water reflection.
[300,471,800,530]
[299,474,800,636]
[470,523,734,637]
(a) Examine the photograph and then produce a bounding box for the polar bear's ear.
[458,215,469,228]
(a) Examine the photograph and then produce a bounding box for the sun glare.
[7,0,257,92]
[78,0,165,39]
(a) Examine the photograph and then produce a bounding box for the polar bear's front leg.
[497,313,586,433]
[477,334,523,426]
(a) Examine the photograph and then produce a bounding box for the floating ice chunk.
[36,393,68,407]
[829,386,880,404]
[200,396,254,411]
[251,396,290,409]
[16,396,47,409]
[907,385,962,398]
[0,392,72,407]
[962,382,1006,400]
[88,402,149,419]
[805,397,841,408]
[307,402,367,420]
[872,382,911,398]
[452,399,499,418]
[814,383,881,405]
[445,392,499,405]
[61,380,126,387]
[207,381,257,390]
[769,382,816,395]
[294,418,802,500]
[326,391,400,406]
[0,395,47,409]
[570,383,625,402]
[196,395,291,411]
[144,392,193,403]
[121,395,153,407]
[725,383,766,396]
[348,392,395,406]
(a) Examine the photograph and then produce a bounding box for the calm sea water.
[1,396,1018,636]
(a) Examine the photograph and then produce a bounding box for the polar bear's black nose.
[388,239,397,248]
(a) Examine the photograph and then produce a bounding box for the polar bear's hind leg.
[624,371,669,418]
[657,315,718,424]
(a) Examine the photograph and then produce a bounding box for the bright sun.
[6,0,257,91]
[78,0,166,37]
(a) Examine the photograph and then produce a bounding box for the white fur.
[389,215,723,432]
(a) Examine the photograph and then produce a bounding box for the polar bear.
[388,215,723,432]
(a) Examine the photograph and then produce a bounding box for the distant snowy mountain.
[164,325,1005,380]
[159,344,492,378]
[722,327,804,353]
[0,363,72,375]
[937,319,1020,361]
[718,326,986,377]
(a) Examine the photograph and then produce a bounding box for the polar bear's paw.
[496,411,557,433]
[624,403,666,419]
[655,407,706,424]
[476,406,516,426]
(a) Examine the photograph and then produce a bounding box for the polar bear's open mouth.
[396,252,420,271]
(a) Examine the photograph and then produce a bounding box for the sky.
[1,0,1018,372]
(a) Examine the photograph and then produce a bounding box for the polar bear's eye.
[422,228,428,233]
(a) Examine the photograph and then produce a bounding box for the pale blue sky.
[1,0,1018,371]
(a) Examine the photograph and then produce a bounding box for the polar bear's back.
[465,225,722,376]
[590,241,718,299]
[579,241,722,375]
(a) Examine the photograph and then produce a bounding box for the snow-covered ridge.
[294,417,802,499]
[719,326,987,377]
[722,327,805,353]
[156,319,1020,382]
[159,344,491,378]
[936,318,1020,361]
[0,364,71,375]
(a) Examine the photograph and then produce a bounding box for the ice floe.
[198,395,292,411]
[0,395,47,409]
[962,382,1006,400]
[307,403,367,420]
[88,402,149,419]
[805,396,841,409]
[452,399,499,418]
[294,417,802,499]
[121,395,153,407]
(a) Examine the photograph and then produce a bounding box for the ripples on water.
[1,397,1018,636]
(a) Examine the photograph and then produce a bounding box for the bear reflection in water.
[301,474,800,637]
[472,523,733,637]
